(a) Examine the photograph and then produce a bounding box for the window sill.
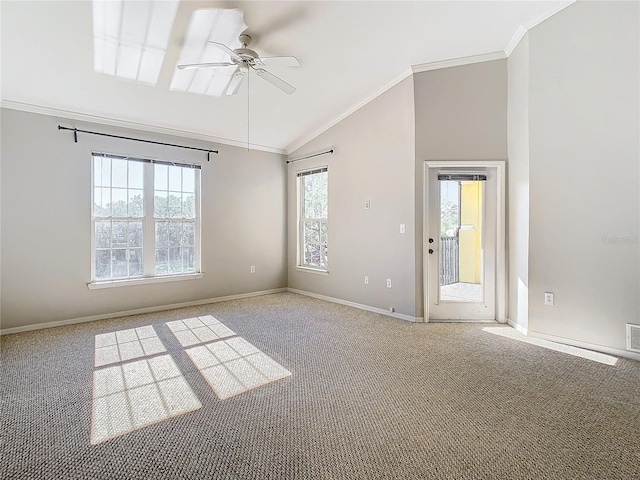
[294,266,329,276]
[88,273,204,289]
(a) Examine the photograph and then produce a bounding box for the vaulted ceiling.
[1,1,573,153]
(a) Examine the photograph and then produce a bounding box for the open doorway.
[439,178,485,303]
[424,161,506,322]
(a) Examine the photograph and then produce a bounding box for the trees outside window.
[298,167,328,270]
[92,154,200,282]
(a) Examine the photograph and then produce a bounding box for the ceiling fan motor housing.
[176,32,296,94]
[234,48,259,63]
[234,34,258,64]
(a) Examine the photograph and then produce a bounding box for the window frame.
[90,152,202,288]
[296,166,329,273]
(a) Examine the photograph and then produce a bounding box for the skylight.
[92,0,179,85]
[170,8,247,96]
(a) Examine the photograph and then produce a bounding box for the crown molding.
[287,50,510,154]
[0,100,287,155]
[411,51,507,74]
[286,0,578,154]
[524,0,577,31]
[285,68,413,154]
[504,0,577,57]
[504,25,529,57]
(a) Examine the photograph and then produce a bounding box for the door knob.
[428,249,434,254]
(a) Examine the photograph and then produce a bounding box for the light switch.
[400,224,406,234]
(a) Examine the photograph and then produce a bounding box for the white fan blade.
[226,68,246,96]
[177,62,235,70]
[254,68,296,95]
[208,41,243,61]
[257,56,301,67]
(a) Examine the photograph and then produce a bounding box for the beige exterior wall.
[459,181,482,284]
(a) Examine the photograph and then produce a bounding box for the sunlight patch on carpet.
[91,354,201,444]
[94,325,166,367]
[186,337,291,399]
[482,327,618,366]
[166,315,235,347]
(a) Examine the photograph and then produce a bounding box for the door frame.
[423,160,507,323]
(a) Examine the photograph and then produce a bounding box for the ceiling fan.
[177,34,300,95]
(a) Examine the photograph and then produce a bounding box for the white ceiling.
[1,1,573,154]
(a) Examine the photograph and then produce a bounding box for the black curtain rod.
[58,125,219,161]
[286,149,334,164]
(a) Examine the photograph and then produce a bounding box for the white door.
[427,167,497,321]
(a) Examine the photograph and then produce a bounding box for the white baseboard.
[507,318,528,335]
[430,319,496,324]
[526,329,640,362]
[8,288,636,363]
[0,288,288,335]
[287,288,423,323]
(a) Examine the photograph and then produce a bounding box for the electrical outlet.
[364,276,369,285]
[386,278,392,288]
[544,292,554,305]
[250,266,256,274]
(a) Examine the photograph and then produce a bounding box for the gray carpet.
[1,292,639,479]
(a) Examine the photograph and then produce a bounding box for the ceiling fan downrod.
[235,34,259,64]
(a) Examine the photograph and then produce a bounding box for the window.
[297,167,328,271]
[153,163,197,275]
[92,153,200,283]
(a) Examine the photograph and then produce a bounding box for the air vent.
[627,324,640,352]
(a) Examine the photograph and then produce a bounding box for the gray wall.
[414,60,508,162]
[527,0,639,350]
[5,1,637,359]
[414,60,508,316]
[1,109,287,330]
[507,34,530,331]
[287,77,417,318]
[286,61,508,320]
